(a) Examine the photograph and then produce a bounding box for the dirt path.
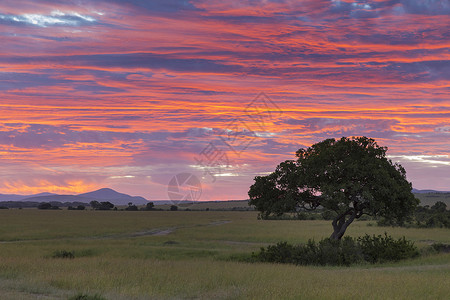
[128,219,232,237]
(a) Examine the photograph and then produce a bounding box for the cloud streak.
[0,0,448,198]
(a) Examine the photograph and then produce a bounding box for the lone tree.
[249,137,419,240]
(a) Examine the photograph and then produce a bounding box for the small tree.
[170,205,178,211]
[126,204,138,211]
[145,202,155,211]
[38,202,52,210]
[249,137,419,240]
[89,201,100,209]
[99,201,115,210]
[431,201,447,213]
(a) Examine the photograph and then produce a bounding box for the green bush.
[262,242,297,263]
[358,233,419,263]
[253,237,363,266]
[251,234,419,266]
[378,201,449,228]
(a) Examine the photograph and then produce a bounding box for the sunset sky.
[0,0,449,200]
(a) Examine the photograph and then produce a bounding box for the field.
[0,209,449,299]
[413,193,450,207]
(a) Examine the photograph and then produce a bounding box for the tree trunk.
[330,210,356,240]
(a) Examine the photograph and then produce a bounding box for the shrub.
[357,233,419,263]
[38,202,60,210]
[125,205,138,211]
[69,293,106,300]
[253,237,363,266]
[38,202,52,210]
[251,234,419,266]
[379,201,449,229]
[256,242,296,264]
[52,250,75,259]
[145,202,155,211]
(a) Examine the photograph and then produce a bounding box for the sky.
[0,0,449,201]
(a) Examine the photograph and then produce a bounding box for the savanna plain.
[0,209,449,299]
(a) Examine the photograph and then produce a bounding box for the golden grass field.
[0,209,449,299]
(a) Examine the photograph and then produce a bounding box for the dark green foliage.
[38,202,60,210]
[251,234,419,266]
[52,250,75,259]
[89,201,115,210]
[170,205,178,211]
[256,242,297,264]
[125,204,138,211]
[69,293,106,300]
[415,202,449,228]
[145,202,155,210]
[254,238,363,266]
[38,202,52,209]
[357,233,419,263]
[249,137,418,239]
[378,201,450,228]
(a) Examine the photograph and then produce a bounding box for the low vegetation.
[249,233,420,266]
[51,250,75,259]
[69,293,106,300]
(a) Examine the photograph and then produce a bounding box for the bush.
[253,237,363,266]
[125,205,138,211]
[251,234,419,266]
[378,201,449,228]
[69,293,106,300]
[145,202,155,211]
[256,242,296,264]
[52,250,75,259]
[358,233,419,263]
[38,202,53,210]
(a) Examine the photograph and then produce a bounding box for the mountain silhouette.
[78,188,148,204]
[0,192,57,202]
[1,188,148,205]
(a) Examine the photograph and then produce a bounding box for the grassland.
[0,209,449,299]
[414,192,450,206]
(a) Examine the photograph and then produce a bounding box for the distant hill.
[412,189,450,194]
[79,188,148,205]
[20,194,92,203]
[0,188,148,206]
[0,192,57,202]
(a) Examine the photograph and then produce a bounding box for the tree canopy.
[249,137,419,240]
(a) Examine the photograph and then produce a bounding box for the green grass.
[0,210,449,299]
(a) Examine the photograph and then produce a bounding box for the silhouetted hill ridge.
[0,188,148,205]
